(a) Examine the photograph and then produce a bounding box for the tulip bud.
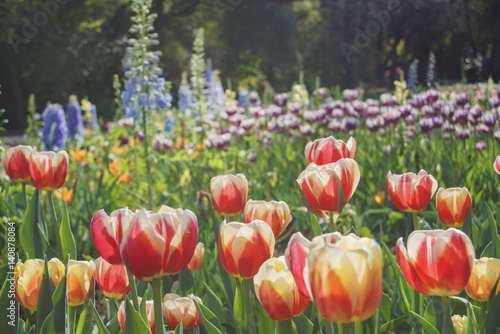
[494,156,500,175]
[67,260,95,306]
[118,297,155,333]
[396,228,475,296]
[14,258,65,311]
[304,136,357,165]
[210,174,248,216]
[2,145,34,183]
[254,256,310,321]
[187,242,204,273]
[219,220,275,279]
[95,257,130,300]
[465,257,500,301]
[243,200,292,238]
[436,187,472,228]
[386,170,438,212]
[163,293,202,330]
[452,315,467,334]
[29,151,69,191]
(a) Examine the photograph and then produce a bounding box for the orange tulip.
[69,148,87,163]
[243,200,292,238]
[29,151,69,191]
[2,145,34,183]
[436,187,472,228]
[307,234,383,323]
[14,258,65,311]
[91,207,134,265]
[297,159,360,219]
[54,187,74,203]
[118,297,156,333]
[95,257,130,300]
[386,170,438,212]
[210,174,248,216]
[494,156,500,175]
[219,220,275,279]
[396,228,475,296]
[305,136,357,165]
[254,256,310,321]
[67,260,95,306]
[285,232,342,299]
[187,242,204,273]
[163,293,202,330]
[465,257,500,301]
[120,207,199,281]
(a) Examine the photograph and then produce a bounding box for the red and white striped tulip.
[118,297,156,333]
[308,234,383,323]
[436,187,472,228]
[210,174,248,216]
[386,170,438,212]
[284,232,343,299]
[187,242,204,273]
[120,207,199,281]
[95,257,130,300]
[254,256,310,321]
[396,228,475,296]
[29,151,69,191]
[494,156,500,175]
[163,293,202,330]
[305,136,357,165]
[243,200,292,238]
[297,159,360,219]
[465,257,500,301]
[2,145,34,183]
[219,220,275,279]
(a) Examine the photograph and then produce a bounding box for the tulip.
[90,207,134,265]
[118,297,155,333]
[219,220,275,279]
[210,174,248,216]
[254,256,310,321]
[307,234,383,323]
[67,260,95,306]
[284,232,342,299]
[465,257,500,301]
[95,257,130,300]
[452,315,467,334]
[494,156,500,175]
[304,136,357,165]
[243,200,292,238]
[436,187,472,228]
[2,145,34,183]
[187,242,204,273]
[163,293,202,330]
[297,159,360,219]
[120,207,198,281]
[54,187,74,203]
[396,228,475,296]
[15,258,65,311]
[29,151,69,191]
[386,170,438,212]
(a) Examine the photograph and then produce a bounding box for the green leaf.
[382,243,411,313]
[380,315,411,333]
[194,300,224,334]
[36,258,55,332]
[52,275,68,334]
[75,279,95,334]
[59,203,77,260]
[409,311,440,334]
[90,300,111,334]
[179,267,195,295]
[37,224,59,260]
[486,204,500,258]
[19,190,45,259]
[0,273,18,334]
[174,319,183,334]
[202,283,227,323]
[484,276,500,333]
[217,261,235,317]
[293,313,313,334]
[462,208,473,244]
[308,212,322,237]
[254,296,275,334]
[123,297,152,334]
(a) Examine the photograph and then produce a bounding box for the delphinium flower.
[67,95,83,144]
[407,59,419,92]
[426,51,436,88]
[178,72,192,116]
[42,104,68,150]
[206,70,225,116]
[190,28,207,118]
[238,87,249,107]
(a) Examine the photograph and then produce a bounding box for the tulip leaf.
[59,202,77,260]
[379,316,411,333]
[179,267,195,295]
[382,243,411,313]
[0,274,18,334]
[105,316,120,334]
[409,311,440,334]
[90,300,111,334]
[449,296,478,334]
[293,313,313,334]
[480,241,493,258]
[75,278,95,334]
[123,297,151,334]
[462,208,473,244]
[52,275,69,334]
[19,190,45,259]
[485,204,500,259]
[37,225,59,260]
[308,212,322,238]
[36,258,55,332]
[217,261,235,317]
[174,320,183,334]
[254,297,275,334]
[139,291,149,327]
[484,276,500,333]
[203,282,227,323]
[194,300,224,334]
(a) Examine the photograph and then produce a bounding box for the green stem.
[341,322,352,334]
[126,269,140,312]
[22,182,28,208]
[329,213,337,233]
[152,277,164,334]
[412,212,419,231]
[441,296,454,334]
[277,318,294,334]
[480,301,487,329]
[47,191,63,258]
[324,320,334,334]
[69,306,76,334]
[142,107,154,209]
[242,278,256,334]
